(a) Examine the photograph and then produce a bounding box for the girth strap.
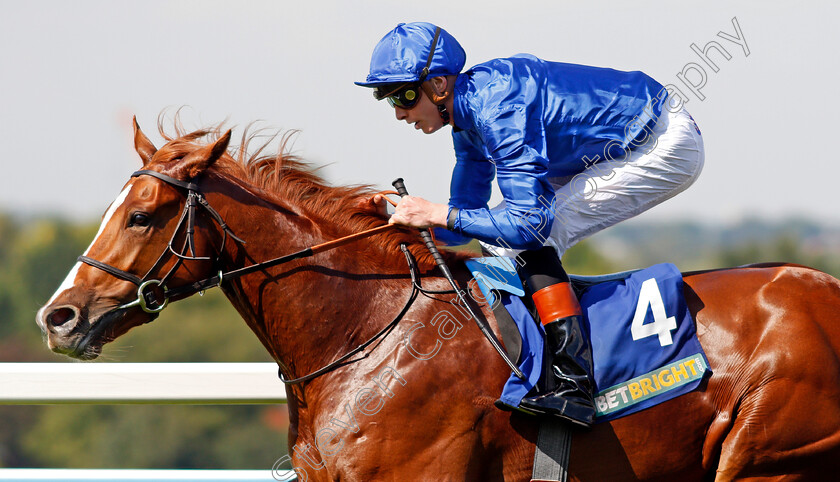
[531,418,572,482]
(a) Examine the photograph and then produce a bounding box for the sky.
[1,0,837,226]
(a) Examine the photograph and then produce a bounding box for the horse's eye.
[129,212,150,227]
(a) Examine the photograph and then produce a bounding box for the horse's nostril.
[48,307,76,327]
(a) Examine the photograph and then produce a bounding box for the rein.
[280,244,421,385]
[80,170,399,312]
[165,222,397,302]
[79,169,435,384]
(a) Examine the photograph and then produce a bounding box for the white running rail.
[0,469,293,481]
[0,363,294,480]
[0,363,287,404]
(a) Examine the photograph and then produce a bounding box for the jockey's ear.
[133,116,157,166]
[177,129,232,179]
[424,75,454,104]
[431,76,447,96]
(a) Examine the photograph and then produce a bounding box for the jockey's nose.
[394,106,408,121]
[40,305,80,334]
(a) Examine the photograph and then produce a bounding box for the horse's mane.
[152,120,468,270]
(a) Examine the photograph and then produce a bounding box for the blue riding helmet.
[355,22,466,88]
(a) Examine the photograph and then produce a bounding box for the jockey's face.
[394,79,448,134]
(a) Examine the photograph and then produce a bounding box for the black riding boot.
[517,247,596,428]
[518,315,596,427]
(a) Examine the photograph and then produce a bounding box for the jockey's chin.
[415,119,445,134]
[395,96,448,135]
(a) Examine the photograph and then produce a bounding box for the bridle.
[78,169,451,384]
[79,170,242,314]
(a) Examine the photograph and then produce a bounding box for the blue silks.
[445,55,669,249]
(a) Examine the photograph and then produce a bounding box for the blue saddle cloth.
[465,258,711,422]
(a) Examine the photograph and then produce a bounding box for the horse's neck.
[209,183,414,379]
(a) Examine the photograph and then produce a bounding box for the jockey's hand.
[390,196,448,229]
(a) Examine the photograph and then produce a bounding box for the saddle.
[467,258,711,482]
[466,258,710,421]
[492,269,642,366]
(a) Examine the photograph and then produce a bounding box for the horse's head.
[36,119,232,359]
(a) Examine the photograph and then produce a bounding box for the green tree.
[21,405,287,469]
[717,234,839,277]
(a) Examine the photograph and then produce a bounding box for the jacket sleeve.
[433,131,496,246]
[449,157,495,210]
[449,104,556,250]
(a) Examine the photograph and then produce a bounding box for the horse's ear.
[133,116,157,166]
[179,130,232,179]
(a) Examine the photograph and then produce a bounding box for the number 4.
[631,278,677,347]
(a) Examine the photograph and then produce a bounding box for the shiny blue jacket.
[438,54,667,250]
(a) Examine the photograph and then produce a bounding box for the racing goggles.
[374,83,423,109]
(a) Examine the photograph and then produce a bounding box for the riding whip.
[392,178,526,380]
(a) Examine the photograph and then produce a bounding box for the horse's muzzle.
[37,303,133,360]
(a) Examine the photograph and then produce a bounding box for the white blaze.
[45,184,134,305]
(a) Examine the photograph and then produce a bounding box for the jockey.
[357,22,704,427]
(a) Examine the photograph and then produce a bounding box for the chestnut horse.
[37,121,840,481]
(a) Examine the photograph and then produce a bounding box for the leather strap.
[132,169,199,191]
[531,418,572,481]
[78,255,143,286]
[79,169,420,385]
[490,290,522,365]
[417,26,441,82]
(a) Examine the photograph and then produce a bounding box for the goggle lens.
[386,86,420,109]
